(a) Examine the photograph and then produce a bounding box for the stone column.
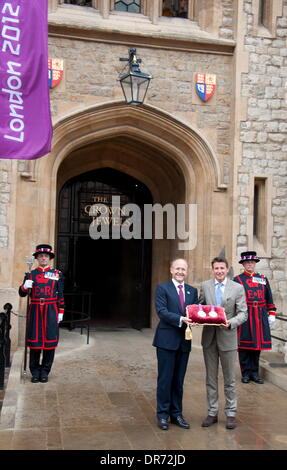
[197,0,222,35]
[149,0,160,24]
[100,0,110,18]
[48,0,59,13]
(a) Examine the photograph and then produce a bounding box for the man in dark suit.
[153,258,198,430]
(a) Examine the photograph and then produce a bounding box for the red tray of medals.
[186,304,227,326]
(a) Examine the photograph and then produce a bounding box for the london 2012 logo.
[195,73,216,102]
[48,58,64,89]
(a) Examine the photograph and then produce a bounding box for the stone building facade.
[0,0,286,356]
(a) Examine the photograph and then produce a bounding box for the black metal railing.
[271,314,287,344]
[61,292,91,344]
[269,314,287,368]
[0,303,12,390]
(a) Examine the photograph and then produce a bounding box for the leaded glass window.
[162,0,188,18]
[64,0,92,6]
[115,0,141,13]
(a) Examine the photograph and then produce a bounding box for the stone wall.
[0,162,10,250]
[219,0,235,40]
[237,0,287,352]
[0,160,19,349]
[48,39,233,187]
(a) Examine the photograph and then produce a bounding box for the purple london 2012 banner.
[0,0,52,160]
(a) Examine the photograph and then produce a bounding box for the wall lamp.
[119,48,152,105]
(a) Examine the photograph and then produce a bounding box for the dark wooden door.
[57,168,152,329]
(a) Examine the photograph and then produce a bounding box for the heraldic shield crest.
[195,73,216,102]
[48,58,64,89]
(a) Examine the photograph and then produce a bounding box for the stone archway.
[55,130,189,328]
[14,102,228,326]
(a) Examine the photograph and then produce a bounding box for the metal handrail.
[61,309,91,344]
[0,303,12,390]
[271,313,287,344]
[275,315,287,322]
[61,291,92,344]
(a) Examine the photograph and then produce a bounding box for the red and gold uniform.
[233,265,276,383]
[19,266,65,350]
[233,271,276,351]
[19,243,65,383]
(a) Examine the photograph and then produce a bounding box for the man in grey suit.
[199,256,247,430]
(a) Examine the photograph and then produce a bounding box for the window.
[58,0,195,23]
[254,0,283,38]
[162,0,188,18]
[258,0,272,28]
[258,0,266,26]
[253,179,263,242]
[114,0,141,13]
[251,176,272,257]
[64,0,92,5]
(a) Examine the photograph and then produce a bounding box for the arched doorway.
[57,167,153,329]
[18,102,228,328]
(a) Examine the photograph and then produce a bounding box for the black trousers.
[29,349,55,378]
[156,347,190,420]
[238,349,261,378]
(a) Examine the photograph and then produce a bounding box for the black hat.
[239,251,260,264]
[33,244,55,259]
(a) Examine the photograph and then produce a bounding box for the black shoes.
[241,375,264,384]
[170,415,190,429]
[31,374,49,383]
[31,376,40,383]
[40,375,48,383]
[241,376,250,384]
[250,375,264,384]
[158,415,190,430]
[158,418,169,430]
